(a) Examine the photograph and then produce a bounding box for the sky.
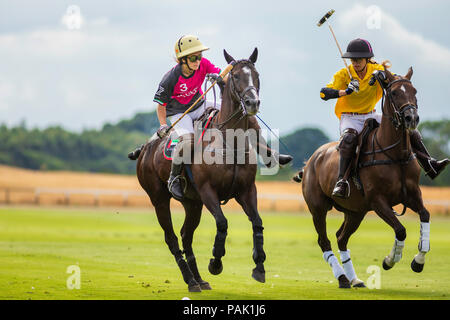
[1,0,450,140]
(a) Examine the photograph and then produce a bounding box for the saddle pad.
[197,109,218,145]
[163,138,179,161]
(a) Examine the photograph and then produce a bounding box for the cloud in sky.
[338,4,450,71]
[0,1,449,140]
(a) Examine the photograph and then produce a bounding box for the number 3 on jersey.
[179,83,187,92]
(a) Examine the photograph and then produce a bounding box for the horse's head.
[383,67,419,131]
[223,48,260,116]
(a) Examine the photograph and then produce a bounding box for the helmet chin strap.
[182,58,195,74]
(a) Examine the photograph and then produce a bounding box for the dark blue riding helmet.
[342,38,374,59]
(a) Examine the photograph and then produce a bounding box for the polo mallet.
[317,9,353,80]
[163,63,234,136]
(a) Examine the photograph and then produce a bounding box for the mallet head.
[317,9,335,27]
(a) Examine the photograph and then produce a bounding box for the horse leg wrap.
[176,257,195,285]
[323,250,345,280]
[212,231,227,258]
[418,222,430,253]
[186,254,201,281]
[339,250,357,283]
[387,238,405,264]
[252,232,266,264]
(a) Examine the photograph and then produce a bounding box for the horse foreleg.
[236,184,266,283]
[372,198,407,270]
[180,199,212,290]
[406,188,431,273]
[154,201,201,292]
[199,185,228,276]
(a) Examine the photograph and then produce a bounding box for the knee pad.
[339,129,358,150]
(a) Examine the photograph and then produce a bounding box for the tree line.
[0,112,448,186]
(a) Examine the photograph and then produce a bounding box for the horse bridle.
[382,78,418,130]
[217,60,260,130]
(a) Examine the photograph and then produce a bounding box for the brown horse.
[298,67,431,288]
[135,48,267,292]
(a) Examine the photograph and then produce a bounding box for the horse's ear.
[249,47,258,64]
[405,67,413,80]
[224,49,235,64]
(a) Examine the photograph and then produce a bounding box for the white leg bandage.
[323,251,345,280]
[339,250,357,282]
[418,222,430,253]
[388,238,405,264]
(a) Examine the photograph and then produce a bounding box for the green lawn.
[0,206,449,300]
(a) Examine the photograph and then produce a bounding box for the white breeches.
[169,99,222,137]
[339,112,382,135]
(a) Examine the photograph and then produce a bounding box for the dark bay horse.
[298,67,431,288]
[135,48,266,292]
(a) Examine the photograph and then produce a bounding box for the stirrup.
[332,179,350,198]
[168,175,186,200]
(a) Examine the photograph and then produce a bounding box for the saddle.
[347,118,380,193]
[163,107,219,161]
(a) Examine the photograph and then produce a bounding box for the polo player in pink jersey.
[129,35,292,200]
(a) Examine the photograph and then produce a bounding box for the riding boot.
[128,144,144,160]
[332,129,358,198]
[168,160,184,201]
[259,144,293,167]
[410,130,449,179]
[247,116,293,167]
[167,135,193,200]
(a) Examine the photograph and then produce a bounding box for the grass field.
[0,206,449,300]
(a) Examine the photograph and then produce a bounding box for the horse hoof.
[208,258,223,275]
[352,280,366,288]
[411,259,424,273]
[188,284,202,292]
[338,275,351,289]
[252,268,266,283]
[382,257,393,270]
[199,281,212,290]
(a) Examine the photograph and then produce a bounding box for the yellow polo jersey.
[326,63,385,119]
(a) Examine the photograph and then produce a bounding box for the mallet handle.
[166,63,234,132]
[327,21,353,80]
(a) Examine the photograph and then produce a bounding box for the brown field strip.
[0,165,449,214]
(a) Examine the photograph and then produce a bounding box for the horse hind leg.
[336,211,367,288]
[154,198,201,292]
[310,205,350,289]
[180,199,212,290]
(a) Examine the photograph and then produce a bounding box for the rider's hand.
[369,70,387,87]
[157,124,169,138]
[206,73,224,84]
[345,79,360,95]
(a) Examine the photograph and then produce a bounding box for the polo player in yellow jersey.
[319,38,448,198]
